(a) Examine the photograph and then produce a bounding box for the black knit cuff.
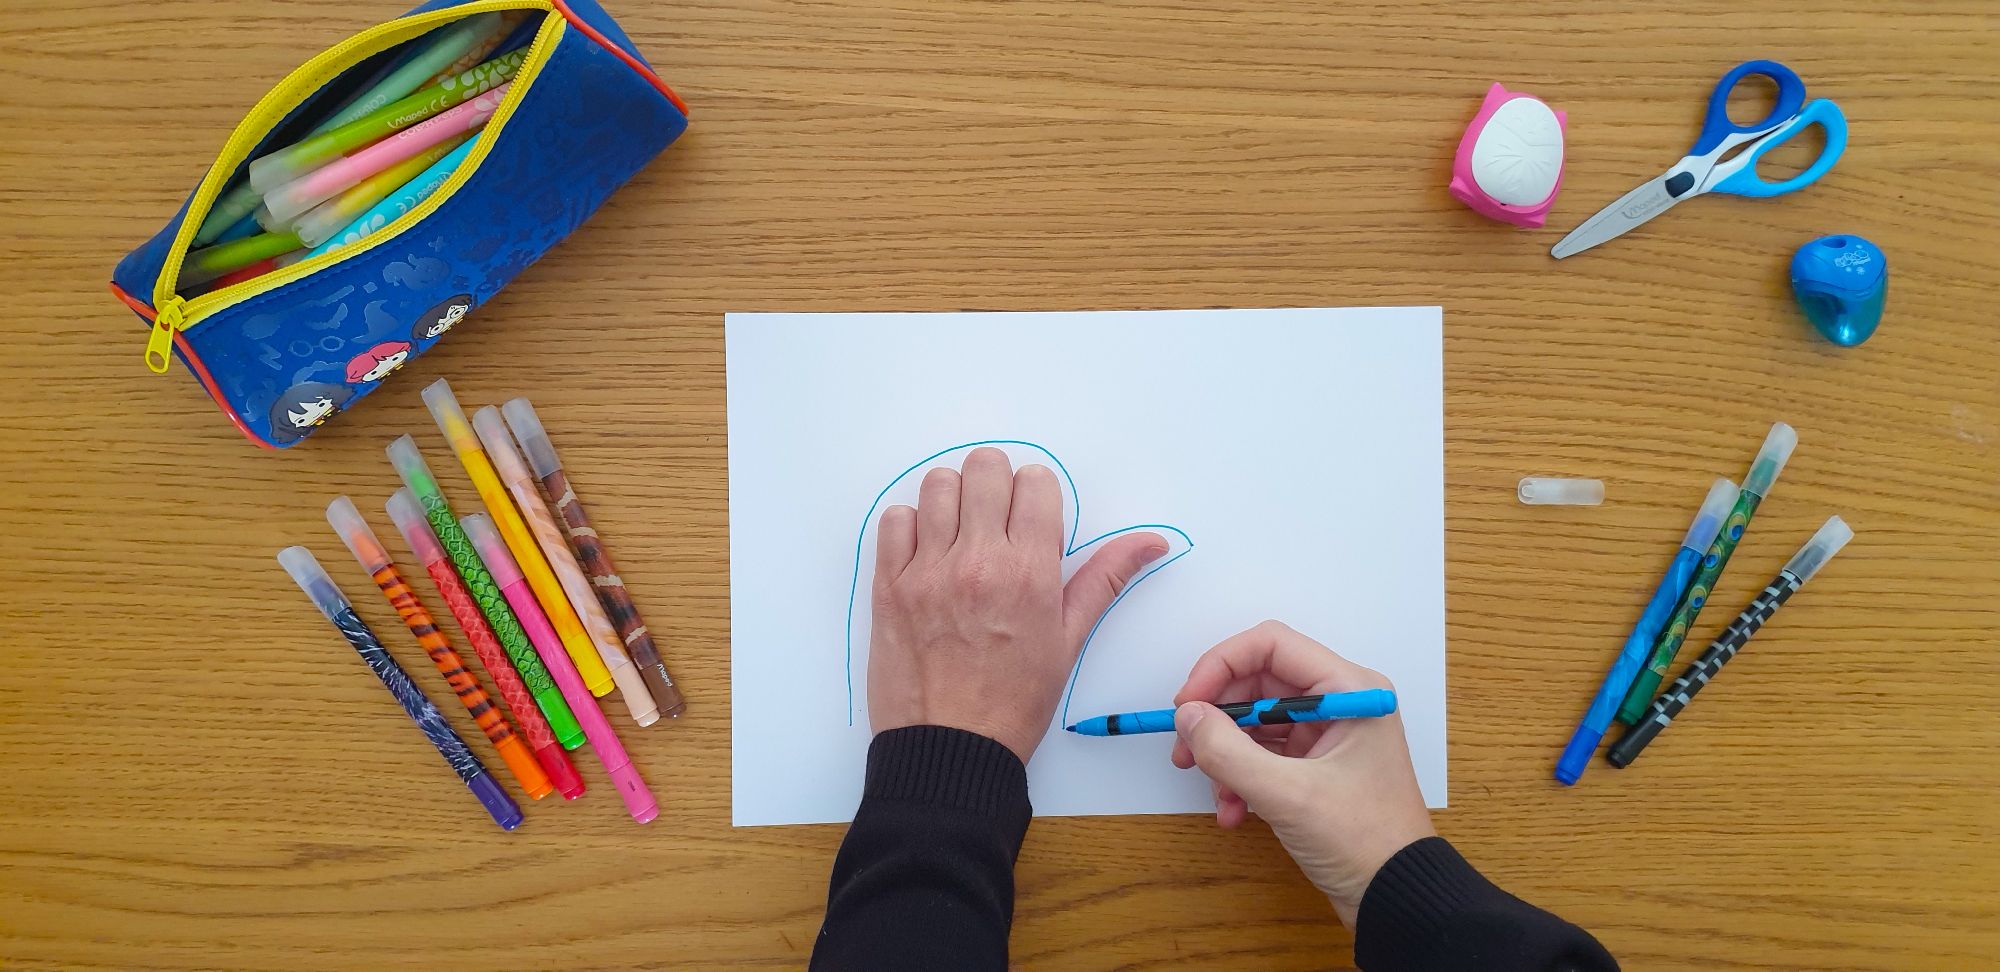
[1355,837,1503,968]
[863,725,1031,821]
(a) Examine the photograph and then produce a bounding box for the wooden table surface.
[3,0,1996,968]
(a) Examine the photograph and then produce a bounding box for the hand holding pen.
[1168,622,1434,928]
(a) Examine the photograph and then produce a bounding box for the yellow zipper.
[145,0,563,374]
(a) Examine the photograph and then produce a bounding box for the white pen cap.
[1683,478,1740,552]
[278,545,351,619]
[1517,477,1604,506]
[1781,516,1854,583]
[1742,422,1797,498]
[500,398,564,479]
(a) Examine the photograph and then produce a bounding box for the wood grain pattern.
[2,0,1997,967]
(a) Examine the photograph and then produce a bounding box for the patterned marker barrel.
[1072,689,1397,736]
[1617,491,1762,724]
[420,487,589,751]
[328,605,521,830]
[540,467,686,717]
[371,562,552,800]
[421,556,585,798]
[1606,571,1801,768]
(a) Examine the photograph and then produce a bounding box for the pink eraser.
[1449,83,1566,228]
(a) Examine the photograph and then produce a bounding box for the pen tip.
[1063,725,1077,732]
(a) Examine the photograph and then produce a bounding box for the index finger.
[1173,620,1380,706]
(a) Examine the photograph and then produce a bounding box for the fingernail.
[1143,542,1169,563]
[1174,701,1206,734]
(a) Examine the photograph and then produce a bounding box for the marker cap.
[1781,515,1854,583]
[421,378,482,453]
[386,434,442,492]
[277,545,351,618]
[1742,422,1797,498]
[326,495,392,571]
[472,406,533,486]
[461,513,524,587]
[384,489,449,566]
[1683,478,1740,552]
[500,397,563,479]
[1517,477,1604,506]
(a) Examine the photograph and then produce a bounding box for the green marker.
[247,48,526,194]
[386,435,587,750]
[179,230,303,288]
[1615,422,1797,725]
[191,12,508,244]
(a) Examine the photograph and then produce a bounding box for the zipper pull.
[145,296,187,374]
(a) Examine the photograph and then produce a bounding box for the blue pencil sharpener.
[1790,234,1887,347]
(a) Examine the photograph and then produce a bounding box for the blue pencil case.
[110,0,687,448]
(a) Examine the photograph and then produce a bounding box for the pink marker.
[263,82,511,225]
[462,512,659,824]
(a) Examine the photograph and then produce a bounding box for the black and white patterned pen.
[1607,516,1853,768]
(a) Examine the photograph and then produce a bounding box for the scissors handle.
[1692,60,1807,155]
[1709,98,1847,197]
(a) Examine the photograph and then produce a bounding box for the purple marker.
[279,545,522,830]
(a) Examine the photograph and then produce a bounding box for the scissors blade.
[1550,175,1688,259]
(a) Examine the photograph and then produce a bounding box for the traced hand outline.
[844,439,1193,726]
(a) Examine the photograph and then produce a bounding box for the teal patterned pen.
[1617,423,1796,725]
[1609,517,1852,767]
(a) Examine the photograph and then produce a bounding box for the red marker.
[385,491,585,799]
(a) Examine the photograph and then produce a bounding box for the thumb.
[1061,532,1169,648]
[1174,702,1291,803]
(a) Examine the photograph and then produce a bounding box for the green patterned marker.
[1616,423,1797,725]
[387,435,586,749]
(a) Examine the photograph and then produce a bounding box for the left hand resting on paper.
[868,446,1166,763]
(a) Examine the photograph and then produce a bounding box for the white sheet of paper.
[727,307,1446,826]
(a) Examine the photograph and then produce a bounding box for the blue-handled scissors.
[1551,60,1847,259]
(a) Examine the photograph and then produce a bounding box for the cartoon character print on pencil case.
[182,29,690,447]
[412,294,474,346]
[268,381,354,445]
[331,606,481,781]
[345,341,413,385]
[372,563,514,747]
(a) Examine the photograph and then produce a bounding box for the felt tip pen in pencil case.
[109,0,690,450]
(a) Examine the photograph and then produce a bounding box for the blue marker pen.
[1554,478,1739,785]
[1067,689,1397,737]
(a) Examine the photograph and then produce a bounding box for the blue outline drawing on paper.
[843,439,1193,725]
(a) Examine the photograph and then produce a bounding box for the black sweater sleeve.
[1356,836,1619,972]
[810,729,1612,972]
[811,725,1030,972]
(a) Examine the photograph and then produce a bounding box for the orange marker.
[326,495,552,799]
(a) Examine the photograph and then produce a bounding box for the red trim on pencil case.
[551,0,689,117]
[107,4,684,453]
[108,281,278,451]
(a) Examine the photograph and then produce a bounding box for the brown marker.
[501,398,686,717]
